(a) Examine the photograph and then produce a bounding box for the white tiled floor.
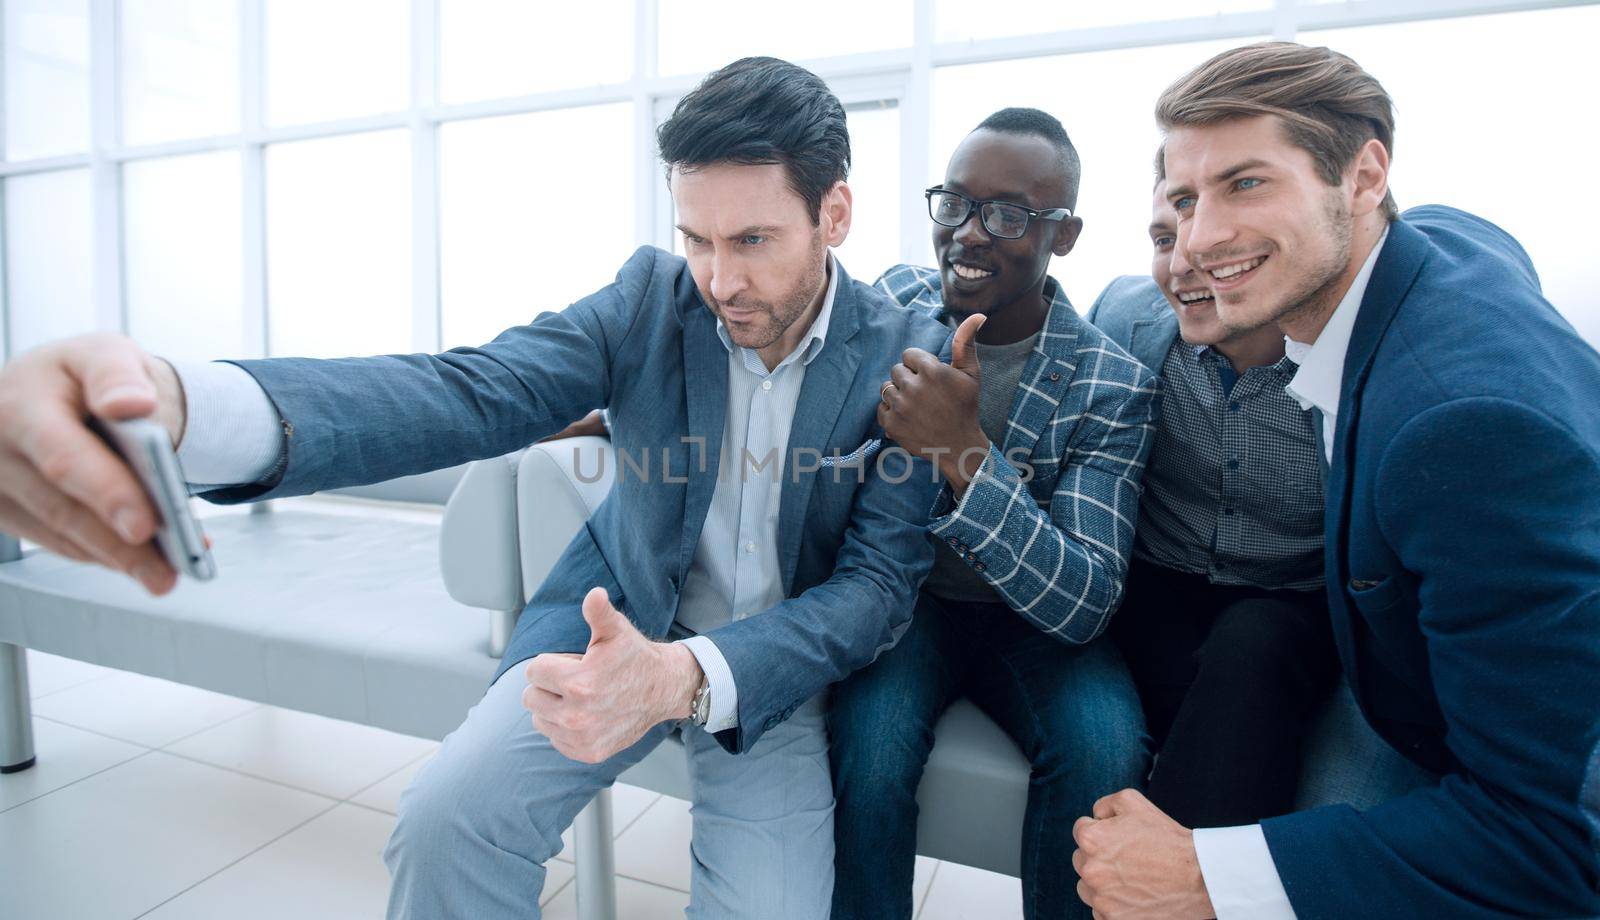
[1,651,1024,920]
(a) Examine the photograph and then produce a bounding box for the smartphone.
[89,417,218,582]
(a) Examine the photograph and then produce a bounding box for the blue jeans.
[829,592,1149,920]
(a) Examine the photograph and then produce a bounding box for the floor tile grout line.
[914,860,943,920]
[342,797,402,819]
[542,875,576,908]
[154,700,269,748]
[0,746,156,815]
[155,745,374,803]
[32,710,409,805]
[614,870,691,894]
[27,671,115,702]
[609,792,666,839]
[31,692,266,751]
[341,743,440,805]
[127,798,346,920]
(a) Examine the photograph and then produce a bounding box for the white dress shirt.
[1282,227,1390,464]
[170,255,841,737]
[1191,226,1389,920]
[675,257,838,731]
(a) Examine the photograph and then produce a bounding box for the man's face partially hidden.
[673,163,849,358]
[1162,115,1355,335]
[1149,181,1228,347]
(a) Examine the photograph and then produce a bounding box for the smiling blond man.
[1072,42,1600,920]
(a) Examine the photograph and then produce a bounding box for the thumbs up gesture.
[949,312,985,380]
[876,313,993,495]
[522,587,705,764]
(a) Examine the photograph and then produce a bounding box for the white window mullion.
[88,0,123,335]
[411,0,441,354]
[633,0,659,250]
[240,0,267,358]
[901,0,934,265]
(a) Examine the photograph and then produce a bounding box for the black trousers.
[1109,556,1339,828]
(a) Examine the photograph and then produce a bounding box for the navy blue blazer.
[1253,207,1600,917]
[207,247,952,754]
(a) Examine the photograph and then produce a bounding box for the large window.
[4,169,93,355]
[2,0,1596,373]
[265,0,409,127]
[124,151,244,361]
[657,0,912,76]
[439,0,634,103]
[266,131,413,358]
[1304,4,1600,344]
[120,0,239,146]
[3,0,89,161]
[438,104,635,349]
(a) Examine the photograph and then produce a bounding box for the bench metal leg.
[572,788,618,920]
[490,608,516,659]
[0,642,35,774]
[0,533,35,773]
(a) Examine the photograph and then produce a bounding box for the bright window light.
[4,170,94,357]
[266,130,412,358]
[658,0,911,76]
[120,0,240,146]
[439,0,634,103]
[936,0,1268,43]
[439,104,635,349]
[266,0,409,126]
[125,152,245,363]
[3,0,90,160]
[835,102,903,283]
[1307,5,1600,344]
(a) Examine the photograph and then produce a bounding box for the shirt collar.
[1283,226,1390,416]
[714,251,839,371]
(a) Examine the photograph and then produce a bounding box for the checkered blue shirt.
[875,265,1161,643]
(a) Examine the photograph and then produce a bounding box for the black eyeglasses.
[924,187,1073,240]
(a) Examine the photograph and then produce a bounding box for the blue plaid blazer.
[875,265,1160,643]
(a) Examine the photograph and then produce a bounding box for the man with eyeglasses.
[828,107,1159,920]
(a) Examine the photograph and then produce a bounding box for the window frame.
[0,0,1590,361]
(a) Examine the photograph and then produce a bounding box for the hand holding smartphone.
[89,417,218,582]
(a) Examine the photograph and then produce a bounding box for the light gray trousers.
[384,665,834,919]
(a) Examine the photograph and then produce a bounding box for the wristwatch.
[689,678,712,727]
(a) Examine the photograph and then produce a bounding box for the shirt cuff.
[1193,825,1297,920]
[676,635,738,733]
[169,360,285,490]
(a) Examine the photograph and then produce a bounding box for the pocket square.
[819,438,883,467]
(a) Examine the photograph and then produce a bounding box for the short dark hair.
[1156,42,1398,220]
[973,107,1082,211]
[656,57,850,225]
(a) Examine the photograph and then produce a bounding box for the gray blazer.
[206,246,952,754]
[1085,275,1178,376]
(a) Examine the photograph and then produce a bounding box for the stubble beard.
[714,230,828,351]
[1220,189,1353,338]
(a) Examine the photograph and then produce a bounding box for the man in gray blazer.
[0,57,950,919]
